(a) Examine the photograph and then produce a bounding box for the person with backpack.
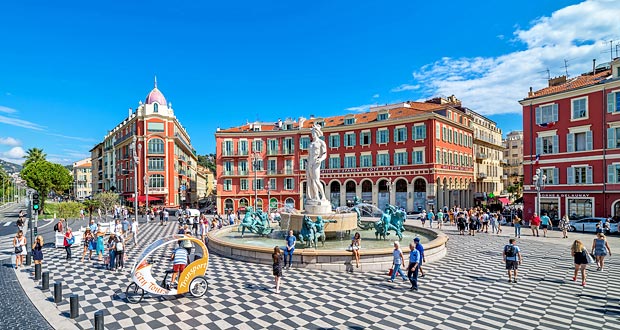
[54,219,64,233]
[64,227,75,260]
[503,238,522,283]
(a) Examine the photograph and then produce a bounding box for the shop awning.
[126,195,162,202]
[498,197,510,205]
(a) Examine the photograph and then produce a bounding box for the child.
[170,242,189,288]
[272,246,283,293]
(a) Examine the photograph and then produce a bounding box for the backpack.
[505,245,516,258]
[116,241,124,251]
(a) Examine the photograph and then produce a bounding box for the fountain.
[207,124,448,271]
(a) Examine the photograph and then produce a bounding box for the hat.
[413,237,420,242]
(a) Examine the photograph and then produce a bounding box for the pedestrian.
[114,219,123,236]
[407,241,420,291]
[88,219,97,233]
[558,215,569,238]
[192,215,199,235]
[31,235,44,275]
[13,230,27,269]
[530,213,541,237]
[64,227,74,260]
[436,210,444,229]
[107,233,117,270]
[272,246,283,294]
[595,223,603,234]
[457,213,466,235]
[121,217,129,237]
[82,228,94,262]
[97,208,102,220]
[497,214,503,234]
[513,215,522,238]
[481,212,489,233]
[181,231,194,256]
[170,242,188,288]
[349,232,361,269]
[413,237,426,277]
[130,218,138,245]
[284,230,296,269]
[591,233,612,271]
[571,239,589,286]
[540,213,551,237]
[163,209,169,223]
[159,209,164,225]
[468,214,477,236]
[427,210,435,228]
[95,224,106,261]
[503,238,522,283]
[115,235,125,271]
[420,210,426,227]
[199,216,208,246]
[389,241,407,282]
[53,219,64,233]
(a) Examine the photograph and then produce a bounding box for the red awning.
[126,195,162,202]
[498,197,510,205]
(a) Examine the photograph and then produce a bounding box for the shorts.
[505,260,518,270]
[530,225,539,230]
[173,264,186,272]
[540,224,548,229]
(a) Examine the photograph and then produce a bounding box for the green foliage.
[93,192,119,217]
[20,160,73,213]
[197,153,216,174]
[41,202,60,219]
[57,201,83,226]
[23,148,47,168]
[82,199,101,221]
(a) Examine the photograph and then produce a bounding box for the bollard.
[41,271,50,291]
[53,282,62,303]
[25,251,32,266]
[34,263,41,280]
[94,311,104,330]
[69,294,79,319]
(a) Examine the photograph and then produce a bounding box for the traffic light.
[32,192,40,211]
[34,227,38,236]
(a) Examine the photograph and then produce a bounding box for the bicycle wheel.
[125,282,144,303]
[189,276,208,297]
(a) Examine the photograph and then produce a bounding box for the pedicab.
[125,235,209,303]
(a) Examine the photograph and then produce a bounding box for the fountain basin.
[207,221,448,272]
[280,212,358,233]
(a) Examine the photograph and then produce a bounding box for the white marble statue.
[307,124,328,202]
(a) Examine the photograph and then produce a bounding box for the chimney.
[548,76,567,87]
[128,108,132,116]
[593,59,596,75]
[528,87,534,97]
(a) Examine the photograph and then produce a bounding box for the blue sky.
[0,0,616,165]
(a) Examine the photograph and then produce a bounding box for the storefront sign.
[321,166,402,174]
[540,193,590,198]
[440,165,471,171]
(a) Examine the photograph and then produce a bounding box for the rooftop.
[526,69,612,99]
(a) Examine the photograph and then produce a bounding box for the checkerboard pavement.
[27,222,620,330]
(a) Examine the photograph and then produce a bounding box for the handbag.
[14,246,22,254]
[388,268,394,276]
[67,236,75,245]
[586,251,595,264]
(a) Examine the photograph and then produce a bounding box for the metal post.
[54,281,62,303]
[41,271,50,291]
[69,294,79,318]
[253,153,258,209]
[94,311,104,330]
[132,136,139,222]
[34,263,41,280]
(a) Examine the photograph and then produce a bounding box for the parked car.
[568,217,619,234]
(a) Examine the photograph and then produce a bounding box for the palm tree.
[23,148,47,167]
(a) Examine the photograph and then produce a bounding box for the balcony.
[238,171,248,176]
[238,150,248,156]
[282,148,294,155]
[222,150,234,157]
[223,170,234,176]
[267,149,279,156]
[178,169,187,176]
[476,153,488,160]
[478,172,487,179]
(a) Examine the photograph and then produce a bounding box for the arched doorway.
[224,198,233,212]
[285,198,295,208]
[361,180,373,203]
[269,198,278,211]
[413,178,426,212]
[239,198,249,208]
[395,179,408,210]
[345,181,357,206]
[378,179,390,210]
[330,181,341,208]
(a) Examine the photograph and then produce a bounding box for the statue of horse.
[298,215,316,248]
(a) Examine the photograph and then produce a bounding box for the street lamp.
[532,168,547,215]
[266,182,271,212]
[132,136,139,221]
[251,152,261,210]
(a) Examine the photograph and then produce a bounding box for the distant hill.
[0,159,22,174]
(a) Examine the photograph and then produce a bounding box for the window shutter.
[536,137,542,155]
[553,168,559,185]
[535,107,541,124]
[608,165,616,184]
[360,133,364,145]
[586,166,593,184]
[608,92,615,113]
[403,129,407,141]
[552,135,559,154]
[421,125,427,139]
[608,128,616,149]
[567,167,574,184]
[552,104,559,122]
[566,133,574,152]
[394,129,398,142]
[586,131,593,151]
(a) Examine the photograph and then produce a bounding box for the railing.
[223,171,234,176]
[283,148,294,155]
[238,150,248,156]
[238,171,248,176]
[222,150,234,156]
[478,173,487,179]
[476,153,488,159]
[267,149,278,156]
[267,169,277,175]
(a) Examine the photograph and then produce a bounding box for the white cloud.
[0,137,20,146]
[345,104,376,113]
[0,146,26,164]
[399,0,620,116]
[45,133,96,142]
[0,106,17,114]
[391,84,420,92]
[372,94,380,98]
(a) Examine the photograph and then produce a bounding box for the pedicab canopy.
[130,235,209,296]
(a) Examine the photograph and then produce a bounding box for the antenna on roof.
[602,40,616,62]
[538,68,550,80]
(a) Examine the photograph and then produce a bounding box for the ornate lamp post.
[266,182,271,212]
[132,136,139,220]
[251,152,261,209]
[532,168,547,215]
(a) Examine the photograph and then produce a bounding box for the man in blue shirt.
[414,237,426,277]
[407,241,421,291]
[284,230,296,269]
[427,210,435,228]
[540,213,551,237]
[503,238,522,283]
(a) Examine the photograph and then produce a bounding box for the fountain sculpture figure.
[239,207,273,237]
[374,204,406,240]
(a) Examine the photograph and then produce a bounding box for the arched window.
[148,174,164,188]
[224,199,234,211]
[154,103,159,113]
[239,198,249,208]
[256,198,263,211]
[148,138,164,154]
[285,198,295,208]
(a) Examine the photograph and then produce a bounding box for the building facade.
[520,58,620,222]
[72,157,92,201]
[465,109,504,204]
[216,98,479,213]
[502,130,524,197]
[91,79,199,207]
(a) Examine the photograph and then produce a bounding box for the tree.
[57,201,84,227]
[0,167,10,203]
[82,199,101,221]
[93,192,118,219]
[23,148,47,168]
[20,160,72,213]
[197,153,216,174]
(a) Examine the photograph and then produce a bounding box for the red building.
[215,98,476,213]
[520,58,620,221]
